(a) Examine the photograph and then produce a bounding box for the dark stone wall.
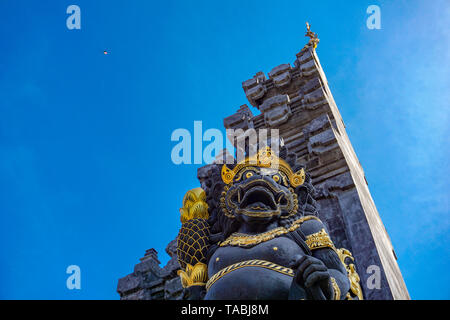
[117,240,183,300]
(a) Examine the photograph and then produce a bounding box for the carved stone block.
[242,72,267,107]
[260,94,292,127]
[223,104,254,131]
[117,274,142,296]
[268,64,292,87]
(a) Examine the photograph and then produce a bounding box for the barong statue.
[176,144,363,300]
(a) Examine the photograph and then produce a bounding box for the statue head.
[219,146,305,225]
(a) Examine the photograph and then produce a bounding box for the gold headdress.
[221,146,305,187]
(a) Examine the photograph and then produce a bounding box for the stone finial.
[305,22,320,49]
[140,248,161,264]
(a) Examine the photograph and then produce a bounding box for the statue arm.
[295,217,350,299]
[311,247,350,299]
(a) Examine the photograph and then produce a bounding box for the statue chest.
[209,236,304,275]
[205,237,305,299]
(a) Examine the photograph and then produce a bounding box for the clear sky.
[0,0,448,299]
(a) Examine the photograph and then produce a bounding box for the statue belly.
[204,266,293,300]
[209,237,305,276]
[205,237,306,300]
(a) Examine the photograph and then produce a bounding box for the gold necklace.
[219,215,319,247]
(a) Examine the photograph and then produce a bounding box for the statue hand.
[291,255,333,300]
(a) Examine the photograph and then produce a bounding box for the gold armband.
[330,277,341,300]
[305,228,336,251]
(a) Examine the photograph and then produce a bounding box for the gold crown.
[221,146,305,187]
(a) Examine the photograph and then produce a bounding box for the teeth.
[248,202,269,210]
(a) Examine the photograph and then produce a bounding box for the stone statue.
[176,144,363,300]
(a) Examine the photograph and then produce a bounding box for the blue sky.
[0,0,448,299]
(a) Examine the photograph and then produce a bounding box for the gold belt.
[205,259,294,291]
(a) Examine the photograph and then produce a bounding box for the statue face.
[222,167,298,223]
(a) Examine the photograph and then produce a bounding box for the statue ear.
[221,164,234,185]
[290,168,306,188]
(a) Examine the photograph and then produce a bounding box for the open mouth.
[239,186,277,211]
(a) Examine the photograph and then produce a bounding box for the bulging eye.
[245,172,254,179]
[272,175,280,182]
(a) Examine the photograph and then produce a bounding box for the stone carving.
[242,72,267,107]
[260,94,292,127]
[175,144,363,300]
[223,104,254,131]
[305,22,320,49]
[117,244,184,300]
[268,64,292,87]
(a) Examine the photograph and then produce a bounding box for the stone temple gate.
[117,29,409,300]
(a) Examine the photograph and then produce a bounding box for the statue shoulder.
[298,216,336,252]
[298,216,328,237]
